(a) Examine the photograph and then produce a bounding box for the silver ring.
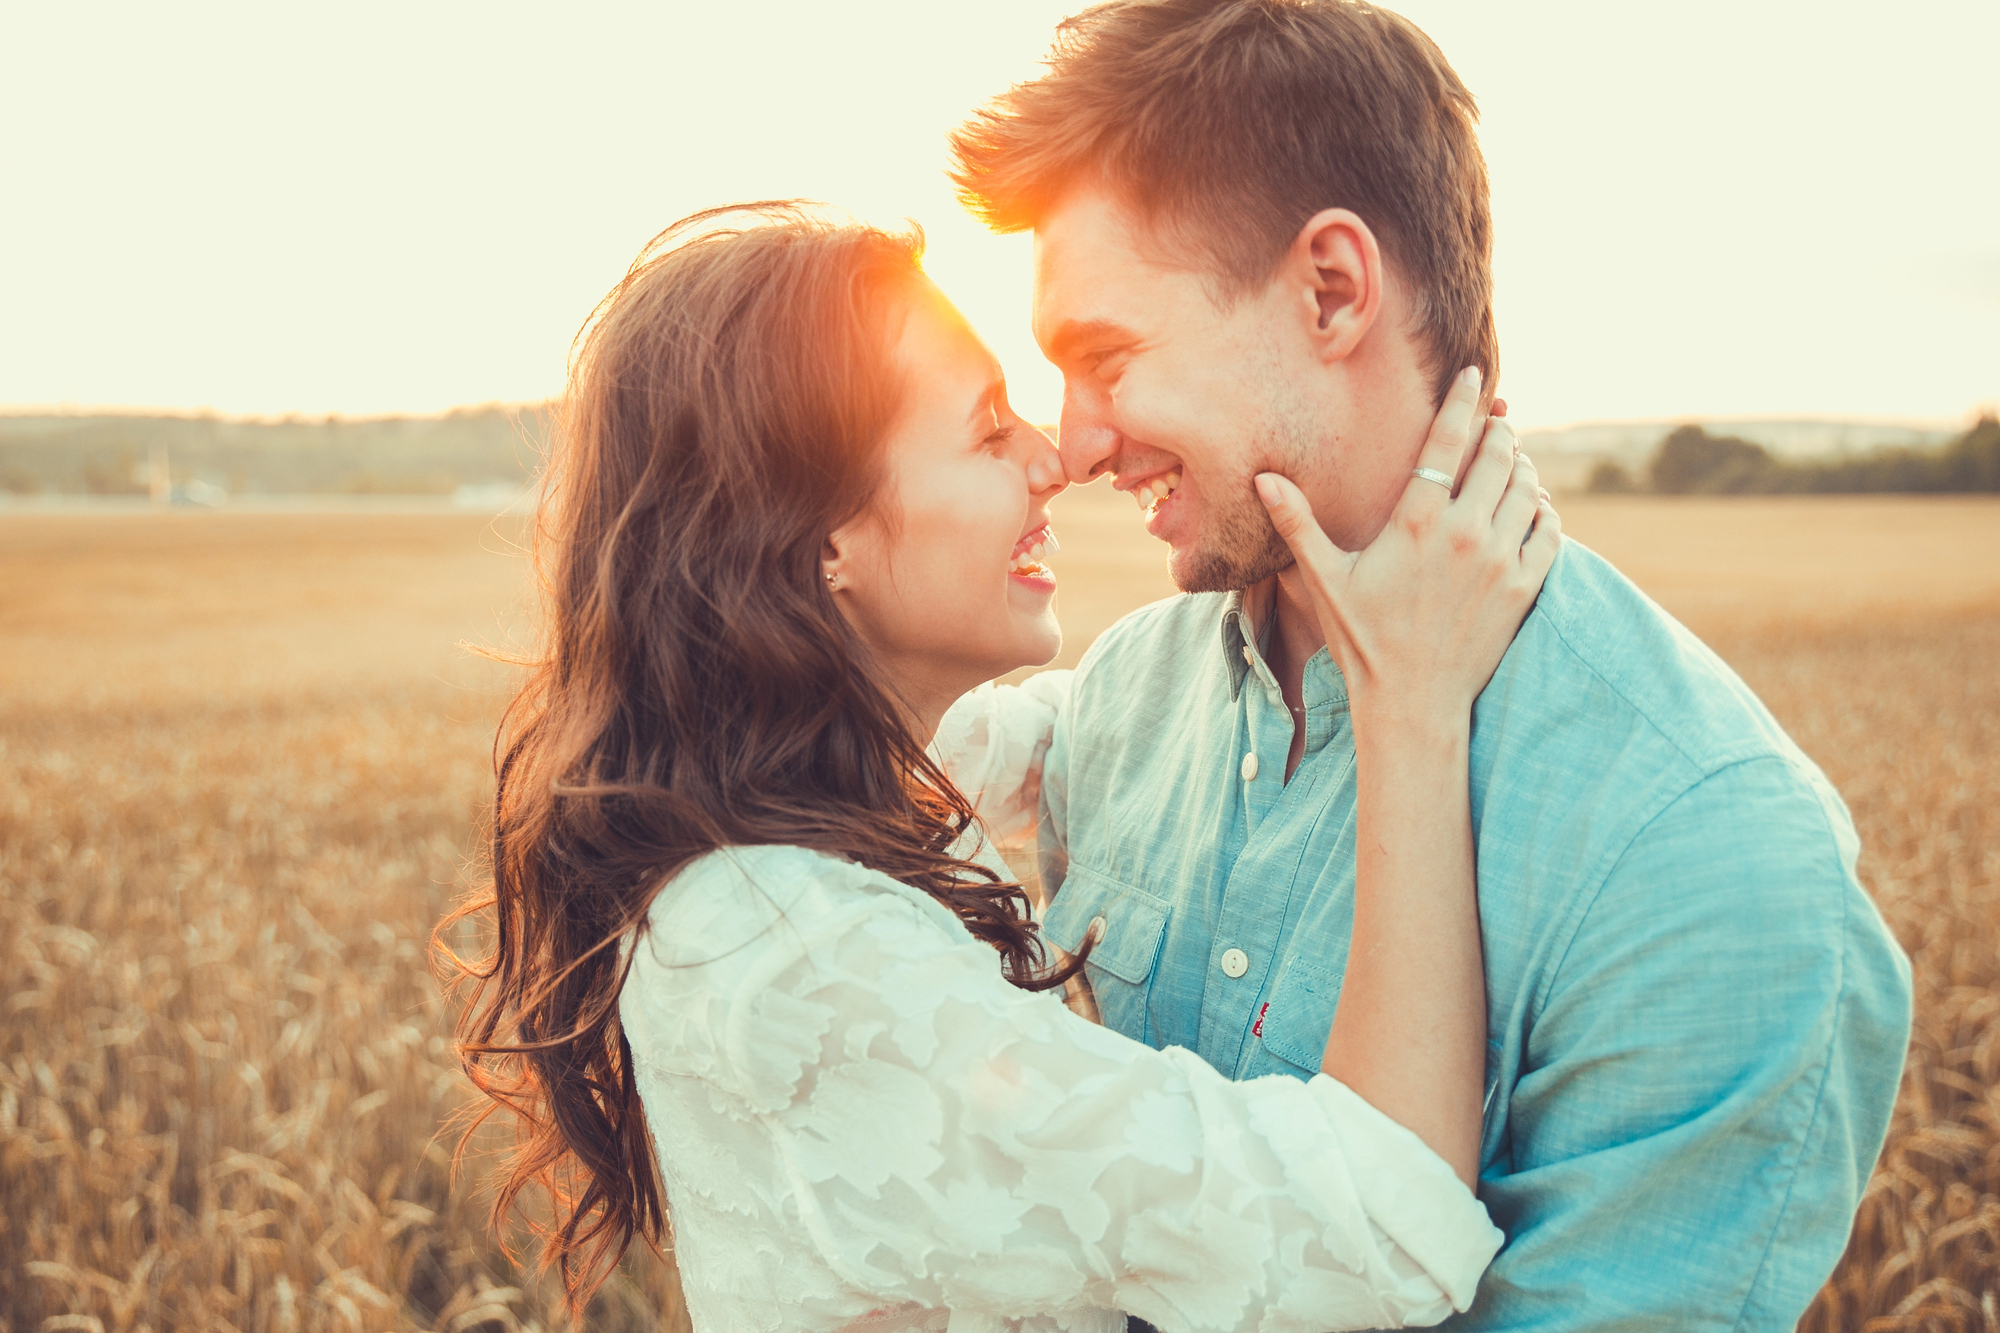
[1411,466,1454,490]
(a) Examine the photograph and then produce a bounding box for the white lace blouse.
[618,674,1503,1333]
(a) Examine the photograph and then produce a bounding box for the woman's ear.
[1290,208,1383,365]
[820,533,847,592]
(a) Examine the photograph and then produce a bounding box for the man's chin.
[1168,535,1294,595]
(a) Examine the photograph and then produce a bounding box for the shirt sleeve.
[649,851,1503,1333]
[931,670,1073,845]
[1457,757,1913,1331]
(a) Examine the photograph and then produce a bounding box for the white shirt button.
[1086,915,1106,945]
[1220,947,1249,978]
[1240,751,1259,781]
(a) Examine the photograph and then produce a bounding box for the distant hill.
[6,406,1990,500]
[0,406,550,498]
[1584,416,2000,496]
[1518,417,1966,491]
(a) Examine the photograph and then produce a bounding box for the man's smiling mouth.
[1120,468,1183,517]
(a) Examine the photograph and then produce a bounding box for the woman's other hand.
[1253,366,1561,722]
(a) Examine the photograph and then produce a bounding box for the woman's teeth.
[1137,470,1183,510]
[1009,528,1060,575]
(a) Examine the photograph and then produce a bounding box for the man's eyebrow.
[1047,318,1136,362]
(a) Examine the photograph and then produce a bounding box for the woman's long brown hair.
[438,203,1080,1313]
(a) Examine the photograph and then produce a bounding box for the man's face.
[1032,186,1318,593]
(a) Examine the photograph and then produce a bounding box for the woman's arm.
[625,845,1502,1330]
[1336,707,1484,1186]
[1256,369,1561,1186]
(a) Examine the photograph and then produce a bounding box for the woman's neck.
[875,646,1022,747]
[883,663,973,748]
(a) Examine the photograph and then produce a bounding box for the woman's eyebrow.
[964,380,1003,431]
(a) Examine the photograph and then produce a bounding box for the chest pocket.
[1043,865,1170,1044]
[1256,955,1343,1074]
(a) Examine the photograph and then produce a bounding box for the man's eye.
[1084,348,1125,378]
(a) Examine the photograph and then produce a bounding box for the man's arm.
[1458,756,1912,1331]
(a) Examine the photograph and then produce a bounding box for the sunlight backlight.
[0,0,1992,429]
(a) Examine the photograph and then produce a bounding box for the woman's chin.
[974,616,1063,681]
[1013,615,1063,671]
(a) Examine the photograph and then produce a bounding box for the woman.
[448,202,1559,1333]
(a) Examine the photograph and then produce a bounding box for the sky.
[2,0,1994,430]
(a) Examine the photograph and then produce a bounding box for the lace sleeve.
[625,847,1502,1333]
[930,671,1073,845]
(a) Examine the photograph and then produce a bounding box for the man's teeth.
[1135,470,1184,509]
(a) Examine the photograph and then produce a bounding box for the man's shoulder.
[1073,589,1229,685]
[1499,540,1822,789]
[1054,590,1231,748]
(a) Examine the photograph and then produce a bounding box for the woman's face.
[829,281,1067,721]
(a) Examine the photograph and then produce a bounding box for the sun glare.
[0,0,1991,428]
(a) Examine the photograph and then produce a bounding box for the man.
[948,2,1912,1328]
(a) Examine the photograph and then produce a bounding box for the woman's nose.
[1026,424,1069,498]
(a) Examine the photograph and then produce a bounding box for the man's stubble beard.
[1170,485,1293,593]
[1169,395,1319,595]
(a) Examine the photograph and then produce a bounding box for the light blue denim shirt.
[1037,541,1912,1331]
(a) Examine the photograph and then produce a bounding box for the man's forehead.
[1032,186,1184,338]
[1036,187,1156,280]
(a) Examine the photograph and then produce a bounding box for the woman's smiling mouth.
[1009,524,1059,587]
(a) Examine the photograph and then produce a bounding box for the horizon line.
[1,402,1992,433]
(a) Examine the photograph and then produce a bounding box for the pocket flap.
[1044,865,1170,985]
[1258,955,1343,1072]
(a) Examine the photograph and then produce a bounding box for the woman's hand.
[1253,366,1560,724]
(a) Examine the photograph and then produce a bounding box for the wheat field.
[2,490,1996,1332]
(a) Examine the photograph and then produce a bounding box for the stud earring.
[824,571,838,589]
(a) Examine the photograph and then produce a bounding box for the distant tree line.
[0,406,549,497]
[1589,415,2000,495]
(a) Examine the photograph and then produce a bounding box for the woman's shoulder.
[634,843,965,970]
[618,843,1008,1105]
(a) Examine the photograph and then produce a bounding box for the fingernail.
[1254,473,1282,507]
[1460,365,1482,389]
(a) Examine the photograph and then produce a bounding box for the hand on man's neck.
[1252,400,1489,782]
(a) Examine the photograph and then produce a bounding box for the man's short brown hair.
[948,0,1495,399]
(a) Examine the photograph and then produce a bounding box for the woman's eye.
[983,424,1017,453]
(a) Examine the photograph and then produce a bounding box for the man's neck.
[1247,569,1326,781]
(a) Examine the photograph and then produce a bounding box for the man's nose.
[1057,390,1119,486]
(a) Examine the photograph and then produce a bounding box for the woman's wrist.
[1347,683,1475,755]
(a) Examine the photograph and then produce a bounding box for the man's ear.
[1288,208,1383,365]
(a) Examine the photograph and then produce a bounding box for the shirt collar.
[1219,577,1287,702]
[1219,588,1260,701]
[1216,578,1350,716]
